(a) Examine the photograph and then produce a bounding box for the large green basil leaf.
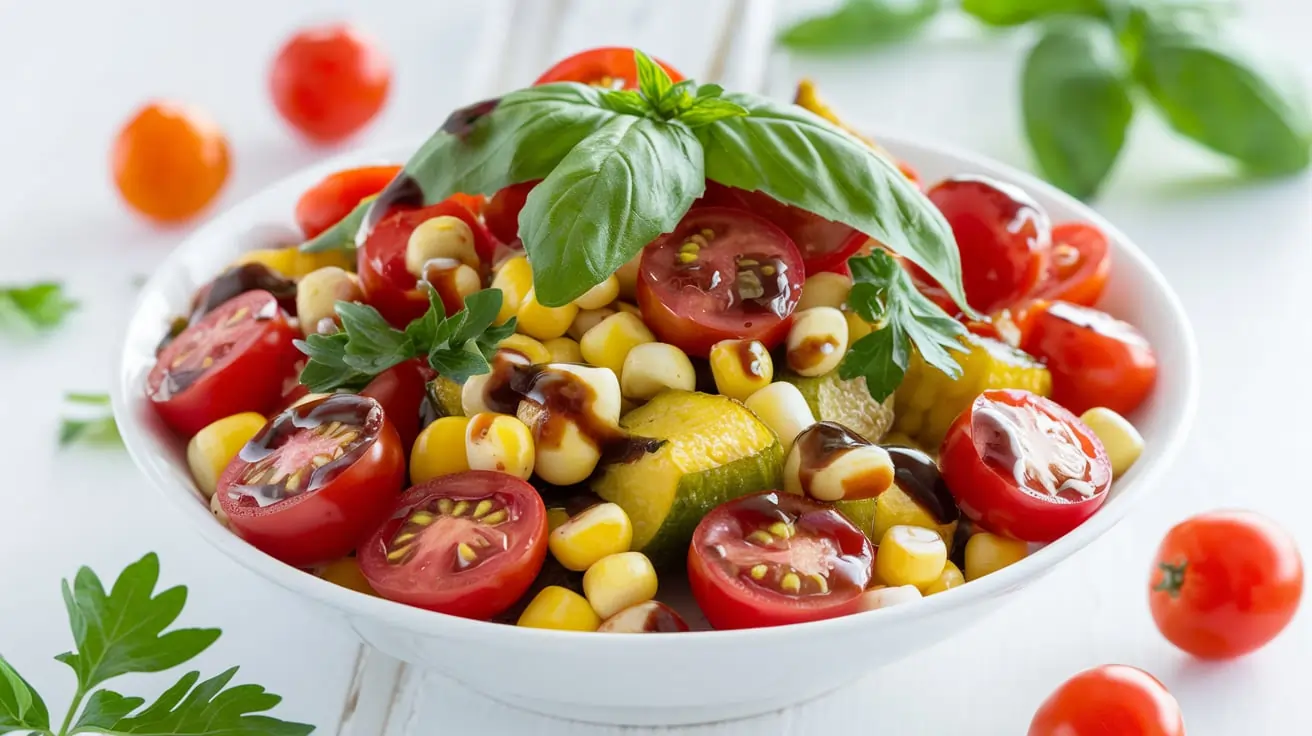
[962,0,1108,26]
[778,0,942,52]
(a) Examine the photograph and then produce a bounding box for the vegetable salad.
[146,48,1159,633]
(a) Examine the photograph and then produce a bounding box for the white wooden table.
[2,0,1309,733]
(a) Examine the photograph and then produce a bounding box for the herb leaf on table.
[0,282,78,333]
[962,0,1110,26]
[59,393,121,448]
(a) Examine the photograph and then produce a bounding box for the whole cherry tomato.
[270,24,391,143]
[112,102,229,223]
[1150,510,1303,659]
[1033,223,1112,307]
[360,358,436,454]
[1029,665,1184,736]
[1021,301,1157,416]
[295,165,401,239]
[534,46,684,89]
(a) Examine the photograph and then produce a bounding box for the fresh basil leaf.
[0,655,48,733]
[961,0,1108,26]
[92,668,313,736]
[519,116,706,306]
[74,690,146,732]
[601,89,653,117]
[1023,19,1134,199]
[56,553,220,692]
[634,49,674,105]
[1135,20,1311,174]
[656,80,699,118]
[428,347,491,385]
[698,93,971,313]
[677,97,751,128]
[65,392,111,405]
[696,83,725,98]
[0,282,77,332]
[59,417,122,447]
[779,0,942,51]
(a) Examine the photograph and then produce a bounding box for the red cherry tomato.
[217,394,406,568]
[696,183,868,274]
[534,46,684,89]
[359,472,549,620]
[360,358,436,454]
[688,491,873,629]
[1029,665,1185,736]
[926,175,1052,314]
[358,200,494,326]
[112,102,229,223]
[450,192,486,217]
[483,180,538,244]
[939,389,1112,543]
[270,23,391,143]
[637,207,805,357]
[295,165,400,239]
[1150,510,1303,660]
[1021,301,1158,416]
[1034,223,1112,307]
[897,161,923,190]
[147,291,300,437]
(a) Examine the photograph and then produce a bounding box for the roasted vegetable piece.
[779,370,895,443]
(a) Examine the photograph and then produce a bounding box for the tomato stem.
[1153,560,1188,598]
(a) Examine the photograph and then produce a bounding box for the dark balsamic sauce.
[884,445,960,525]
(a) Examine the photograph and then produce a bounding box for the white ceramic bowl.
[113,135,1198,727]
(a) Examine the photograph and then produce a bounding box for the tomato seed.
[410,511,435,526]
[451,500,470,517]
[749,564,768,580]
[456,542,478,566]
[436,498,454,515]
[780,572,801,593]
[767,521,793,539]
[810,573,829,594]
[473,499,493,518]
[481,509,508,526]
[747,530,774,546]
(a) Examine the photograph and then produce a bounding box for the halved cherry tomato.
[1150,510,1303,660]
[359,471,549,620]
[1034,223,1112,307]
[925,176,1052,314]
[360,358,436,454]
[939,389,1112,543]
[534,46,684,90]
[688,491,874,629]
[1029,665,1184,736]
[217,394,406,568]
[696,183,868,275]
[112,101,229,223]
[1021,301,1157,416]
[483,180,538,244]
[358,199,494,326]
[270,23,391,143]
[295,165,401,239]
[147,291,300,437]
[450,192,486,217]
[637,207,805,357]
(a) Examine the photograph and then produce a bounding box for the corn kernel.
[615,252,643,300]
[405,215,479,276]
[549,503,634,571]
[517,364,620,485]
[186,412,268,498]
[547,507,570,532]
[858,584,923,612]
[621,342,696,400]
[614,301,643,318]
[872,483,956,546]
[517,586,601,632]
[743,381,816,453]
[580,312,655,376]
[568,307,616,341]
[574,275,620,310]
[465,413,535,479]
[490,255,534,325]
[462,351,531,415]
[296,267,362,336]
[1079,407,1144,478]
[410,416,472,483]
[317,557,379,597]
[922,560,965,595]
[233,245,353,278]
[210,492,230,528]
[844,310,873,349]
[517,288,580,340]
[964,532,1028,581]
[498,333,552,364]
[797,272,854,312]
[876,525,948,588]
[582,552,659,619]
[784,427,894,502]
[709,339,773,401]
[543,337,584,364]
[786,307,849,377]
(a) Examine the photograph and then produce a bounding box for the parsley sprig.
[0,553,313,735]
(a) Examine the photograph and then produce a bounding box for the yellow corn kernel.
[1079,407,1144,478]
[186,412,268,498]
[876,525,948,588]
[296,266,362,336]
[857,584,923,612]
[233,245,354,278]
[465,413,535,479]
[743,381,815,453]
[210,492,230,528]
[498,333,552,364]
[844,310,873,349]
[922,561,965,595]
[964,532,1028,581]
[797,272,854,312]
[543,337,584,364]
[517,586,601,632]
[872,484,957,546]
[620,342,696,401]
[568,307,616,341]
[491,255,534,325]
[410,416,472,483]
[574,275,620,310]
[786,307,848,377]
[709,339,773,402]
[517,288,580,340]
[317,557,379,597]
[580,312,655,376]
[295,248,355,276]
[614,301,643,318]
[582,552,659,619]
[615,252,643,300]
[784,432,894,502]
[405,215,479,275]
[549,503,634,571]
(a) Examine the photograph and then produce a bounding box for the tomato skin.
[112,102,229,223]
[1021,301,1157,416]
[1034,223,1112,307]
[695,183,867,274]
[483,180,538,244]
[939,389,1112,543]
[534,46,684,89]
[360,358,436,454]
[147,291,300,438]
[295,165,401,239]
[1150,510,1303,660]
[270,24,390,143]
[1029,665,1184,736]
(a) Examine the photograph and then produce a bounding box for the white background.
[2,0,1310,733]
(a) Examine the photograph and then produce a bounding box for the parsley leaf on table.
[59,393,121,448]
[0,282,77,333]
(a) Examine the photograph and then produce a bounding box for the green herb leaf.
[65,392,111,406]
[961,0,1108,26]
[1023,19,1134,199]
[696,83,725,98]
[60,392,121,448]
[634,49,674,106]
[0,282,78,332]
[698,93,972,314]
[601,89,653,117]
[657,80,700,118]
[83,668,313,736]
[519,115,705,306]
[1134,18,1311,174]
[73,690,146,731]
[336,302,413,376]
[0,655,49,733]
[779,0,943,51]
[677,97,751,128]
[56,553,220,693]
[426,289,514,383]
[294,332,374,393]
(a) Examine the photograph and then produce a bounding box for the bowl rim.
[112,131,1199,648]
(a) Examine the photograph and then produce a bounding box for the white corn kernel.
[615,251,643,300]
[210,491,230,528]
[857,585,923,612]
[583,552,658,620]
[797,272,854,312]
[543,363,622,424]
[465,412,535,480]
[743,382,816,453]
[543,337,584,364]
[580,312,655,376]
[1079,407,1144,478]
[784,426,895,502]
[515,363,621,485]
[498,333,552,364]
[462,351,531,416]
[405,216,479,276]
[295,267,362,336]
[786,307,849,377]
[621,342,696,400]
[568,307,617,341]
[574,275,620,310]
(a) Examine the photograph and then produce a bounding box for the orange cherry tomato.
[534,46,684,89]
[1029,665,1184,736]
[1034,223,1112,307]
[112,102,229,223]
[295,165,401,239]
[270,24,391,143]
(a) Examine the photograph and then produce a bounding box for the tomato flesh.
[696,183,868,274]
[218,394,406,568]
[359,472,548,620]
[534,46,684,89]
[939,389,1112,543]
[147,290,300,437]
[637,207,804,357]
[1033,223,1111,307]
[1021,301,1157,416]
[295,165,401,239]
[1029,665,1185,736]
[688,491,873,629]
[270,23,391,143]
[483,180,538,245]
